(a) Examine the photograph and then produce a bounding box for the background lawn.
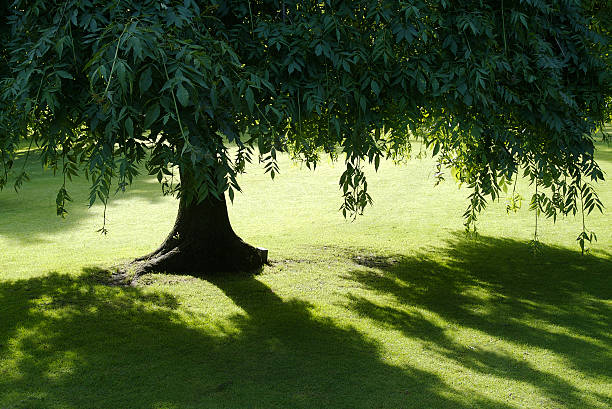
[0,137,611,408]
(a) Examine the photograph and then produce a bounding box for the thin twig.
[104,21,131,98]
[162,62,188,146]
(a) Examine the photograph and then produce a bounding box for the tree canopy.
[1,0,611,257]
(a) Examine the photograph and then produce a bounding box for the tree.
[1,0,610,276]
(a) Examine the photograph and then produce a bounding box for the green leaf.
[416,72,426,94]
[125,117,134,138]
[55,70,73,79]
[144,104,160,129]
[139,67,152,94]
[176,84,189,106]
[245,87,255,113]
[116,61,127,89]
[431,78,439,93]
[342,60,351,72]
[432,142,440,156]
[457,82,467,95]
[371,80,380,96]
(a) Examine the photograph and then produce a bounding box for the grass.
[0,137,611,408]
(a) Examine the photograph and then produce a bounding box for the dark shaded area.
[594,140,612,165]
[343,233,612,408]
[0,267,515,409]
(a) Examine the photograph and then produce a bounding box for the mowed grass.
[0,137,611,408]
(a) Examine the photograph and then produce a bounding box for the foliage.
[0,0,611,245]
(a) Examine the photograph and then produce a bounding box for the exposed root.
[120,240,268,284]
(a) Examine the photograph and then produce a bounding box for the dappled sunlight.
[0,269,524,408]
[1,146,610,407]
[340,233,611,408]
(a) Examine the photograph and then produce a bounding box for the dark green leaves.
[125,117,134,138]
[176,84,189,107]
[245,87,254,113]
[0,0,610,252]
[144,104,160,129]
[139,67,152,94]
[56,186,72,218]
[371,80,380,97]
[55,70,73,80]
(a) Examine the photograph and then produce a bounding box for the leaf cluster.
[0,0,610,243]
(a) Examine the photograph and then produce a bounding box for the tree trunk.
[123,170,267,279]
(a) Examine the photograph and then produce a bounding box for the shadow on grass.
[343,233,611,408]
[594,140,612,165]
[0,151,169,245]
[0,268,518,409]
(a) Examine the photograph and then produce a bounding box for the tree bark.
[123,169,268,279]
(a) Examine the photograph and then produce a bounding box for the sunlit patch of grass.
[0,140,610,408]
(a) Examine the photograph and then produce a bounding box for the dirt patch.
[352,254,398,268]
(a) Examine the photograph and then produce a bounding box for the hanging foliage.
[0,0,610,255]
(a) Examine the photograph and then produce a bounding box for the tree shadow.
[341,233,611,408]
[0,151,170,245]
[0,268,517,408]
[594,140,612,165]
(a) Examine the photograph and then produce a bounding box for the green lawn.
[1,139,611,408]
